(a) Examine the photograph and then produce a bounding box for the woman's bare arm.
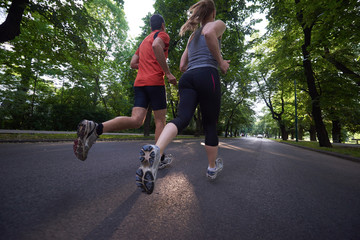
[202,20,230,74]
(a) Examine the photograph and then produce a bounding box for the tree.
[0,0,29,43]
[293,0,331,147]
[255,0,360,146]
[0,0,129,130]
[250,32,303,141]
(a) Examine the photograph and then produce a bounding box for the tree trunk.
[332,120,341,143]
[280,123,288,140]
[143,107,152,137]
[298,125,304,140]
[194,107,202,137]
[311,102,331,147]
[309,124,317,141]
[224,99,243,138]
[15,57,32,129]
[224,118,230,138]
[29,74,38,129]
[166,82,177,118]
[0,0,29,43]
[295,0,332,147]
[95,76,108,112]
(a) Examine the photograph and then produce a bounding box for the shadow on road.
[83,189,141,240]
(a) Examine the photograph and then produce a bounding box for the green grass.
[0,133,154,141]
[0,133,200,142]
[273,139,360,158]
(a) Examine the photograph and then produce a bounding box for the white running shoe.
[158,153,173,170]
[206,158,223,180]
[135,144,161,194]
[73,120,98,161]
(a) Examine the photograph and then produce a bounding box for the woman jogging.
[136,0,230,194]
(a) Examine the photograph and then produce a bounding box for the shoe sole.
[135,145,159,194]
[135,168,154,194]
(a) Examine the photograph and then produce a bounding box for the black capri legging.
[171,67,221,146]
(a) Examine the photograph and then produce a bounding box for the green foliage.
[1,0,358,139]
[0,0,130,130]
[252,0,360,142]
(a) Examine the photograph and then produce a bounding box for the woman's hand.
[219,59,230,74]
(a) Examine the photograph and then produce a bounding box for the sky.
[0,7,5,23]
[124,0,155,38]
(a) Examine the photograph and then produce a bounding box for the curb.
[279,141,360,163]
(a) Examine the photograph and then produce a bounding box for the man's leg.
[102,107,147,133]
[73,107,147,161]
[153,108,166,142]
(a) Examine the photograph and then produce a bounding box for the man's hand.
[130,54,139,69]
[166,72,177,85]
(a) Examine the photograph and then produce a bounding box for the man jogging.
[73,14,176,169]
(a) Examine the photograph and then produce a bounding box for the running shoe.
[206,158,224,180]
[73,120,98,161]
[158,153,173,170]
[135,144,161,194]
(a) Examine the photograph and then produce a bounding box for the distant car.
[257,134,263,138]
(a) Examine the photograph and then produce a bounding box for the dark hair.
[150,14,165,31]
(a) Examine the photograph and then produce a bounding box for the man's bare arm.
[152,37,177,85]
[130,54,139,69]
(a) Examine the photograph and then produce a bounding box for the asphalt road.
[1,137,360,240]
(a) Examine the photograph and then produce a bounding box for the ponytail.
[179,0,215,36]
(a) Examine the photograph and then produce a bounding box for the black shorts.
[133,86,167,110]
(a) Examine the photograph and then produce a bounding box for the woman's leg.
[156,122,178,156]
[205,145,218,168]
[156,71,198,155]
[197,68,221,168]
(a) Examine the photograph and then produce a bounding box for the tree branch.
[0,0,29,43]
[323,48,360,87]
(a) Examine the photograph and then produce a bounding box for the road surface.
[1,137,359,239]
